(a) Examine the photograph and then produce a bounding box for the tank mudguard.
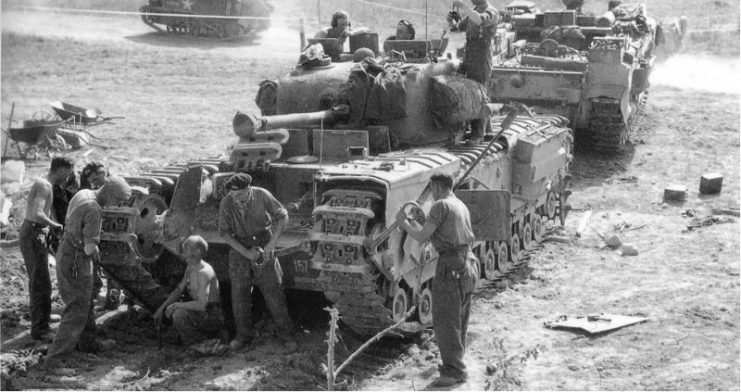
[454,189,512,242]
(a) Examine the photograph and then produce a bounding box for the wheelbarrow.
[3,119,64,159]
[50,101,123,126]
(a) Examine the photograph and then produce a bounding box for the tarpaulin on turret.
[365,62,408,121]
[428,74,489,129]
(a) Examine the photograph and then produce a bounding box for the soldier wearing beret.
[218,173,297,352]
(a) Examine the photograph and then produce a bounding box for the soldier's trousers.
[228,250,294,342]
[171,304,225,344]
[464,59,493,139]
[46,240,94,364]
[19,221,52,339]
[432,247,479,380]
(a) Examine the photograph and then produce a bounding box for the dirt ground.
[1,2,739,391]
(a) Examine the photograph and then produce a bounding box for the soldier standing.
[20,157,74,342]
[448,0,499,139]
[44,176,131,373]
[396,173,479,387]
[218,173,298,352]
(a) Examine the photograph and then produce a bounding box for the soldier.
[385,19,416,41]
[20,157,74,342]
[396,173,479,387]
[218,172,298,352]
[154,235,225,349]
[448,0,499,139]
[315,10,369,45]
[44,176,131,373]
[79,161,106,191]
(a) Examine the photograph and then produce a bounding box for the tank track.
[311,189,397,336]
[589,91,649,153]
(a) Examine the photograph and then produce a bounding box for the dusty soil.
[1,2,739,391]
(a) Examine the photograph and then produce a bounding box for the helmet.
[353,47,375,62]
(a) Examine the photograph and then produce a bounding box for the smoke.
[651,54,741,94]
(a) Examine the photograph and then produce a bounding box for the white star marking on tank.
[181,0,195,11]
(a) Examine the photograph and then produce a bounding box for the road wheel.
[510,233,521,265]
[188,20,200,36]
[392,288,409,323]
[225,21,241,37]
[418,287,433,326]
[532,214,544,243]
[522,222,533,251]
[483,247,498,280]
[545,191,557,220]
[496,241,512,275]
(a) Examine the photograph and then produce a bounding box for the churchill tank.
[140,0,272,38]
[482,0,667,152]
[98,40,573,335]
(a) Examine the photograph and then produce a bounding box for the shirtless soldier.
[20,157,74,342]
[154,235,225,348]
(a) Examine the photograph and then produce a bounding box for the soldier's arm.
[396,200,445,242]
[454,1,496,26]
[27,181,62,229]
[155,273,187,320]
[82,207,102,257]
[264,191,288,259]
[218,195,261,259]
[398,218,438,243]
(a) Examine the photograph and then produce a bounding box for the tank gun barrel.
[233,105,350,138]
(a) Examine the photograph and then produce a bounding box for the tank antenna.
[425,0,428,40]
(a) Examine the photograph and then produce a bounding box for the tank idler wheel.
[532,215,544,243]
[510,233,521,265]
[522,222,533,251]
[483,247,498,280]
[496,241,512,276]
[392,288,409,323]
[418,287,433,326]
[545,191,557,221]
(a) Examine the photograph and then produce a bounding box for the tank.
[489,1,669,152]
[97,40,573,336]
[140,0,272,38]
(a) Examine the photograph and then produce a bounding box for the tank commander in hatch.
[217,172,298,353]
[154,235,226,351]
[396,173,479,388]
[315,10,370,46]
[447,0,499,140]
[385,19,416,41]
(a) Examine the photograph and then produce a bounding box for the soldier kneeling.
[154,235,227,354]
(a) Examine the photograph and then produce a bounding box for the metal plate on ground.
[545,313,648,334]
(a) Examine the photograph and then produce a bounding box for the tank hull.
[489,2,664,153]
[140,0,272,38]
